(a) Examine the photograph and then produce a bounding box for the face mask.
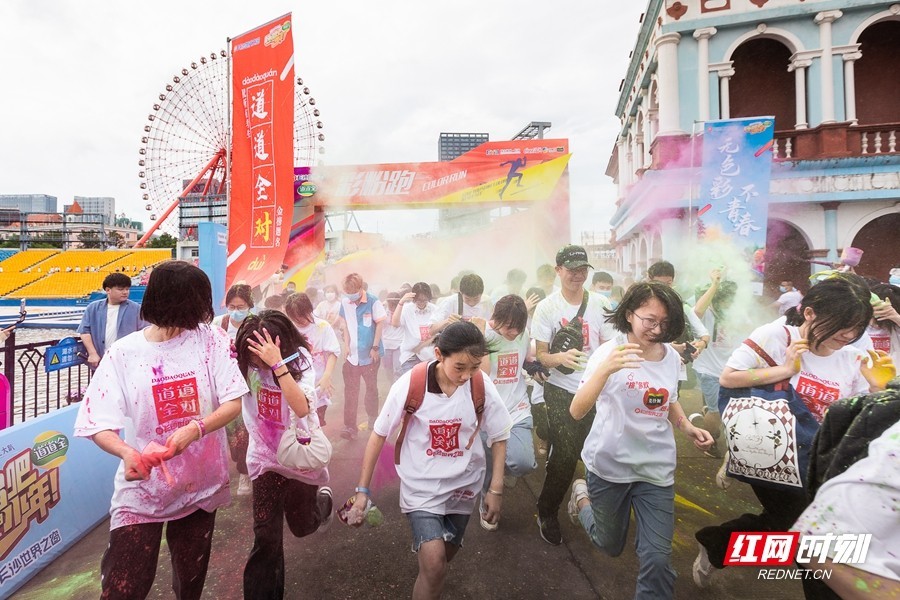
[345,292,361,302]
[325,292,336,301]
[598,290,612,298]
[890,276,900,286]
[779,286,788,293]
[610,301,619,310]
[229,309,249,323]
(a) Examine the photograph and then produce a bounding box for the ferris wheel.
[137,49,325,237]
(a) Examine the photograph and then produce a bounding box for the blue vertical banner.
[698,117,775,275]
[199,222,228,315]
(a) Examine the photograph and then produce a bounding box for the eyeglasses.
[632,312,669,330]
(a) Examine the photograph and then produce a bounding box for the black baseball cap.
[556,245,593,269]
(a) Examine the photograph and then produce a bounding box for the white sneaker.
[316,486,334,533]
[692,544,714,588]
[479,498,498,532]
[688,412,704,428]
[236,474,252,496]
[715,454,732,490]
[567,478,589,524]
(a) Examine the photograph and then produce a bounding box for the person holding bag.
[235,310,333,600]
[692,276,881,589]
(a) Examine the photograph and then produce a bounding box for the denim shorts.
[697,372,721,413]
[406,511,470,553]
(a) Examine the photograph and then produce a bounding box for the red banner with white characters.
[227,14,295,288]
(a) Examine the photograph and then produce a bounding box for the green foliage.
[146,233,177,248]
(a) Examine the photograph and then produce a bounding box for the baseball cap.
[556,245,593,269]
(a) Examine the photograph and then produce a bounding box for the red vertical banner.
[228,14,294,288]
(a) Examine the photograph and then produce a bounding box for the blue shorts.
[406,511,470,553]
[697,372,721,413]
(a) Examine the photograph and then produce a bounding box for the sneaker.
[236,474,252,496]
[503,475,518,489]
[566,479,589,524]
[316,486,334,533]
[340,426,357,440]
[537,439,549,456]
[479,499,498,532]
[715,454,732,490]
[692,544,714,588]
[536,514,562,545]
[688,412,704,428]
[703,441,723,459]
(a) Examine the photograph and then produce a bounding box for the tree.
[107,231,126,248]
[78,230,103,249]
[0,235,19,248]
[146,233,177,249]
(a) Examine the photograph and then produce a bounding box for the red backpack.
[393,361,486,465]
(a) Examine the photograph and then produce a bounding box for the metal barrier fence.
[2,331,91,425]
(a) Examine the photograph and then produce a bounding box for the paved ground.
[17,372,802,599]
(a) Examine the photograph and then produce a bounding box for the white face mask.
[325,292,337,301]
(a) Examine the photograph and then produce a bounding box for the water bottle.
[337,495,384,527]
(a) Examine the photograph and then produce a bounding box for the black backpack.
[549,291,588,375]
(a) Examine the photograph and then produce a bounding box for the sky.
[0,1,645,243]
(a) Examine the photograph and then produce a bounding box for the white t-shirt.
[866,323,900,367]
[726,322,870,422]
[296,318,341,408]
[530,290,615,393]
[685,303,709,339]
[382,306,404,351]
[314,299,342,325]
[693,309,739,378]
[398,302,438,363]
[373,362,512,515]
[484,327,531,425]
[105,303,121,353]
[242,347,328,486]
[776,290,803,315]
[432,294,492,324]
[73,325,249,530]
[792,419,900,581]
[579,335,682,486]
[211,313,243,341]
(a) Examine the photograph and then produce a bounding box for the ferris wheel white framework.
[136,49,325,244]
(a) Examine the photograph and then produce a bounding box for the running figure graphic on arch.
[499,156,527,199]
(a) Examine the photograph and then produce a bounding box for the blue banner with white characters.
[0,405,118,598]
[698,117,775,274]
[199,222,228,315]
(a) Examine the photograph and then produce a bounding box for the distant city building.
[438,132,489,162]
[0,194,57,213]
[67,196,116,226]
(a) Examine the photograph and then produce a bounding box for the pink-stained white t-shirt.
[726,322,870,422]
[484,327,531,425]
[242,347,328,486]
[296,318,341,409]
[374,361,512,515]
[74,325,249,530]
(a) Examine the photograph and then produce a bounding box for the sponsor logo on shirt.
[495,352,519,384]
[152,376,200,429]
[795,373,840,420]
[870,334,890,353]
[257,386,282,423]
[419,325,432,342]
[634,387,670,416]
[426,420,463,457]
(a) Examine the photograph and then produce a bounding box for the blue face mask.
[345,292,361,302]
[229,309,249,323]
[598,289,612,298]
[610,301,619,310]
[890,275,900,287]
[779,286,788,293]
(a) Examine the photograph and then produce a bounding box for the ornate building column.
[843,50,862,126]
[815,10,843,124]
[693,27,718,122]
[718,66,735,120]
[655,32,683,134]
[822,201,841,265]
[788,58,811,129]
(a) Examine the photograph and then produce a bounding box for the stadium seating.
[0,249,58,272]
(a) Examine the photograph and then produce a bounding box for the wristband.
[272,351,300,371]
[487,488,503,496]
[193,419,206,439]
[355,486,371,496]
[276,370,293,379]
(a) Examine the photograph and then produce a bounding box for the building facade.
[608,0,900,290]
[68,196,116,226]
[0,194,57,213]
